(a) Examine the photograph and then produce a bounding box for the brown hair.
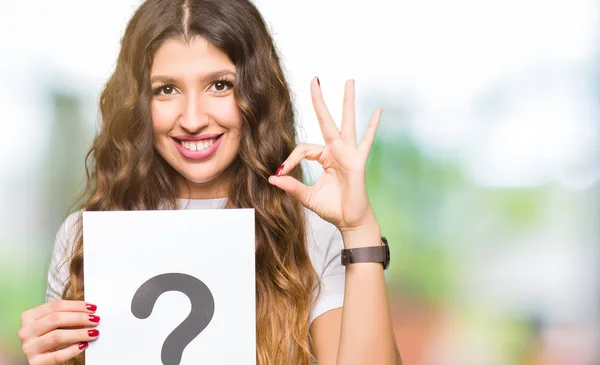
[62,0,320,364]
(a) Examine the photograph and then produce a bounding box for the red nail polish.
[79,342,89,350]
[275,164,284,176]
[88,329,100,337]
[316,77,320,86]
[89,315,100,323]
[86,304,97,312]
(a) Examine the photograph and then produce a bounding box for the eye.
[208,79,234,94]
[152,84,178,96]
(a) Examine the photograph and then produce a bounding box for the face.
[150,36,242,198]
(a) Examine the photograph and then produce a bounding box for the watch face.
[382,236,390,270]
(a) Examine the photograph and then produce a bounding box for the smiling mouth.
[174,134,223,152]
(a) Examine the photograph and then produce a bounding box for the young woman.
[18,0,401,364]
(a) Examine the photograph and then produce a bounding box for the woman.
[18,0,401,364]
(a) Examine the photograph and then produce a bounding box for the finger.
[24,328,99,358]
[341,79,357,145]
[358,108,383,158]
[21,301,96,325]
[268,175,312,208]
[311,77,341,143]
[29,341,89,365]
[33,312,100,338]
[274,144,324,176]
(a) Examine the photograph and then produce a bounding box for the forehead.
[151,36,235,76]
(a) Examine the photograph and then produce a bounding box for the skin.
[19,301,99,365]
[270,78,402,365]
[150,37,242,199]
[18,36,401,365]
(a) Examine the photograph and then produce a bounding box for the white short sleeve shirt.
[45,198,346,326]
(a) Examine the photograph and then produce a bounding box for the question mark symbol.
[131,273,215,365]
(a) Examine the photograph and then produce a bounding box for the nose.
[179,92,209,134]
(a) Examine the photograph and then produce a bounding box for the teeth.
[181,138,217,152]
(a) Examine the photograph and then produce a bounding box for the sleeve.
[309,226,346,325]
[45,212,80,303]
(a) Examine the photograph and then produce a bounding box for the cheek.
[151,101,178,134]
[219,98,243,132]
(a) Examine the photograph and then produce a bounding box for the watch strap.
[341,237,390,270]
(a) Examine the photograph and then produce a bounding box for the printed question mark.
[131,273,215,365]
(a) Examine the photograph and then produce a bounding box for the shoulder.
[303,208,344,275]
[302,208,346,325]
[55,211,82,249]
[50,211,82,270]
[304,207,339,249]
[45,211,82,302]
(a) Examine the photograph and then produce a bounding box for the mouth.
[173,134,224,152]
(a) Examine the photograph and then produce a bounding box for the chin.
[180,172,220,184]
[176,163,230,185]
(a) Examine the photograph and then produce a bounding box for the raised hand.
[269,78,382,240]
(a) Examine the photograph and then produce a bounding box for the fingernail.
[89,315,100,323]
[86,304,97,312]
[316,77,320,87]
[79,342,89,350]
[275,164,284,176]
[88,329,100,337]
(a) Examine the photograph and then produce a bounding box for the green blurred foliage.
[367,135,463,300]
[0,255,46,361]
[366,134,547,364]
[0,90,92,361]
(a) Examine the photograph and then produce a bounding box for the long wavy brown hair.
[61,0,320,364]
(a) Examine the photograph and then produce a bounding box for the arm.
[310,210,401,365]
[19,212,100,365]
[268,77,401,365]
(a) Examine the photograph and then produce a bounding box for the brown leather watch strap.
[340,237,390,269]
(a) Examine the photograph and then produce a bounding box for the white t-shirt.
[45,198,346,326]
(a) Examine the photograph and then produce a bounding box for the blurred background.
[1,0,599,364]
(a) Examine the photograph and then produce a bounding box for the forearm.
[336,213,401,365]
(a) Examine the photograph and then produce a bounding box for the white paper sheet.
[83,209,256,365]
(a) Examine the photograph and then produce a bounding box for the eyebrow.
[150,70,236,84]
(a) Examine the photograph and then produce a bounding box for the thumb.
[268,175,311,207]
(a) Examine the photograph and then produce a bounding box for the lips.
[172,133,224,160]
[177,137,217,152]
[174,133,224,142]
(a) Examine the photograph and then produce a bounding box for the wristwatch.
[341,236,390,270]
